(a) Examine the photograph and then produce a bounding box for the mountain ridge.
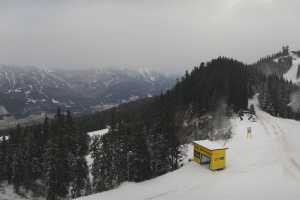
[0,65,175,118]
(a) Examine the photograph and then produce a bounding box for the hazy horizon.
[1,0,300,73]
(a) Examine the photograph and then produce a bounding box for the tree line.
[0,109,90,199]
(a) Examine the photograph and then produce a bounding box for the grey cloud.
[0,0,300,73]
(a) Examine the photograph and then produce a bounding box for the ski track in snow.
[257,109,300,180]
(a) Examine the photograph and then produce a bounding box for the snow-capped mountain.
[0,65,175,117]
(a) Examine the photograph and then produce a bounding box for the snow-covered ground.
[78,100,300,200]
[0,182,43,200]
[86,128,110,181]
[284,52,300,83]
[0,183,24,200]
[87,128,109,138]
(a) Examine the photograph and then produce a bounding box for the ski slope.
[78,100,300,200]
[284,52,300,83]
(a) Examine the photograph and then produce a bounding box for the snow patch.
[284,52,300,83]
[0,135,9,142]
[26,98,37,104]
[129,95,139,101]
[139,67,157,82]
[0,182,44,200]
[87,128,109,138]
[0,106,9,115]
[51,98,60,104]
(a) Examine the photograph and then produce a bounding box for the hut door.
[200,154,210,164]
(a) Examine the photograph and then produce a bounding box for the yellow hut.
[193,140,228,170]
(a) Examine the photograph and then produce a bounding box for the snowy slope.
[0,182,43,200]
[0,184,27,200]
[78,99,300,200]
[284,52,300,83]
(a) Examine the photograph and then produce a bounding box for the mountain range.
[0,65,175,118]
[1,46,299,119]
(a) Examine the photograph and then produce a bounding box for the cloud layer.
[1,0,300,73]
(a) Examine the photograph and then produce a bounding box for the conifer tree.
[0,136,8,181]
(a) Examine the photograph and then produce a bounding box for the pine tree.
[10,125,25,193]
[44,108,73,199]
[131,130,151,182]
[44,137,59,200]
[66,111,90,198]
[0,136,8,181]
[91,134,114,192]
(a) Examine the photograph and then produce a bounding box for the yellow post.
[247,127,252,139]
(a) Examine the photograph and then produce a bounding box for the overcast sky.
[1,0,300,73]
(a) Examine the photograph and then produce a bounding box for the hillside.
[78,97,300,200]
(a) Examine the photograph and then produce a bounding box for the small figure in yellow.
[247,127,252,139]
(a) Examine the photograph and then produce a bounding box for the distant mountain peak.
[0,65,175,118]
